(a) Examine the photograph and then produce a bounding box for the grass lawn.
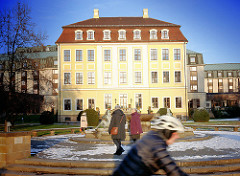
[183,120,240,125]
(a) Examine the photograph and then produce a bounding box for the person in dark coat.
[112,115,188,176]
[108,105,126,155]
[130,108,143,142]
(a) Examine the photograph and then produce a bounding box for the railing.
[31,127,84,137]
[185,124,240,132]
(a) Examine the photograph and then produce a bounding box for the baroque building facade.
[56,9,188,122]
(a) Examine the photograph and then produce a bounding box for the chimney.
[143,9,149,18]
[93,9,99,18]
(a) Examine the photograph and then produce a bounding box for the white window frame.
[104,49,111,61]
[119,49,127,61]
[135,93,143,109]
[104,94,112,110]
[151,71,158,83]
[175,71,181,83]
[87,72,95,84]
[103,30,111,40]
[150,29,158,40]
[175,96,182,109]
[162,48,169,60]
[163,97,171,109]
[64,50,71,62]
[76,99,84,111]
[64,72,71,84]
[134,71,142,84]
[87,30,95,40]
[150,49,158,61]
[134,49,141,61]
[119,94,128,108]
[76,72,83,84]
[190,56,196,63]
[190,66,197,71]
[87,50,95,62]
[63,98,72,111]
[151,97,159,109]
[104,72,112,84]
[88,98,95,109]
[163,71,170,83]
[133,29,141,40]
[76,49,83,62]
[161,29,169,39]
[174,48,181,60]
[75,30,83,40]
[119,72,127,84]
[118,29,126,40]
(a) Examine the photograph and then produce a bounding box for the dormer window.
[161,29,169,39]
[118,30,126,40]
[75,30,83,40]
[190,56,196,63]
[150,29,157,40]
[133,29,141,40]
[87,30,95,40]
[103,30,111,40]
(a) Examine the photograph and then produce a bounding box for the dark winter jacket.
[112,130,188,176]
[130,112,143,135]
[108,109,126,140]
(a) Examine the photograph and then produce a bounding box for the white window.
[64,73,71,84]
[75,30,83,40]
[64,50,70,62]
[76,50,83,61]
[76,99,83,111]
[120,72,127,84]
[104,72,111,84]
[103,30,111,40]
[104,94,112,109]
[135,72,142,84]
[151,49,157,61]
[64,99,71,111]
[208,79,213,83]
[54,60,58,65]
[163,71,169,83]
[175,71,181,83]
[88,99,95,109]
[119,49,126,61]
[228,72,232,77]
[190,66,197,71]
[208,72,212,78]
[219,78,223,83]
[120,94,127,108]
[229,86,233,89]
[162,49,169,60]
[190,57,196,63]
[53,70,58,74]
[135,94,142,109]
[191,76,197,81]
[161,29,169,39]
[53,79,58,83]
[229,78,233,82]
[88,50,94,61]
[191,85,198,90]
[104,49,111,61]
[218,72,222,77]
[118,29,126,40]
[134,49,141,61]
[174,49,181,60]
[152,97,158,109]
[164,97,170,108]
[150,29,157,39]
[151,72,158,83]
[76,72,83,84]
[175,97,182,108]
[88,72,95,84]
[133,29,141,40]
[87,30,95,40]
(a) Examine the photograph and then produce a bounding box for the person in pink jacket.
[130,108,143,142]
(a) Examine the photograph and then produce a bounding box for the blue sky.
[1,0,240,64]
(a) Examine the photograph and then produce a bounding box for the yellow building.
[56,9,188,122]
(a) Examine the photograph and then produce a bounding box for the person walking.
[130,108,143,143]
[108,105,126,155]
[112,115,188,176]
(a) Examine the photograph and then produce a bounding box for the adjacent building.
[56,9,188,122]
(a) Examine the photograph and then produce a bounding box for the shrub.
[188,108,195,120]
[157,108,167,116]
[83,109,99,126]
[225,106,240,118]
[39,111,54,125]
[193,109,210,122]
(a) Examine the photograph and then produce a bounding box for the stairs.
[1,158,240,176]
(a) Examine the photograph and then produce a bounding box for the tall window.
[87,30,94,40]
[208,79,213,93]
[218,71,223,77]
[228,78,233,92]
[135,94,142,109]
[88,99,95,109]
[152,97,158,109]
[120,72,127,84]
[104,50,111,61]
[76,72,83,84]
[88,50,94,61]
[135,72,142,84]
[104,94,112,109]
[120,94,127,108]
[103,30,111,40]
[88,72,95,84]
[163,71,169,83]
[104,72,111,84]
[150,29,157,39]
[164,97,170,108]
[162,49,169,60]
[64,50,70,61]
[175,97,182,108]
[228,72,233,77]
[76,50,82,61]
[190,66,198,92]
[134,49,141,61]
[76,99,83,111]
[64,99,71,110]
[190,56,196,63]
[175,71,181,83]
[118,30,126,40]
[161,29,169,39]
[151,72,158,83]
[218,78,223,93]
[75,30,83,40]
[64,73,71,84]
[151,49,157,61]
[119,49,126,61]
[174,49,181,60]
[133,29,141,40]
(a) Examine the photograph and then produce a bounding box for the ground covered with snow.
[31,131,240,161]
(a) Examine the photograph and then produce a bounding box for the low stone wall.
[0,131,31,168]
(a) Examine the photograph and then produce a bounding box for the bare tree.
[0,1,48,132]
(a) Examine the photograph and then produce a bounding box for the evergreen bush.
[193,109,210,122]
[39,111,54,124]
[157,108,167,116]
[83,109,99,126]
